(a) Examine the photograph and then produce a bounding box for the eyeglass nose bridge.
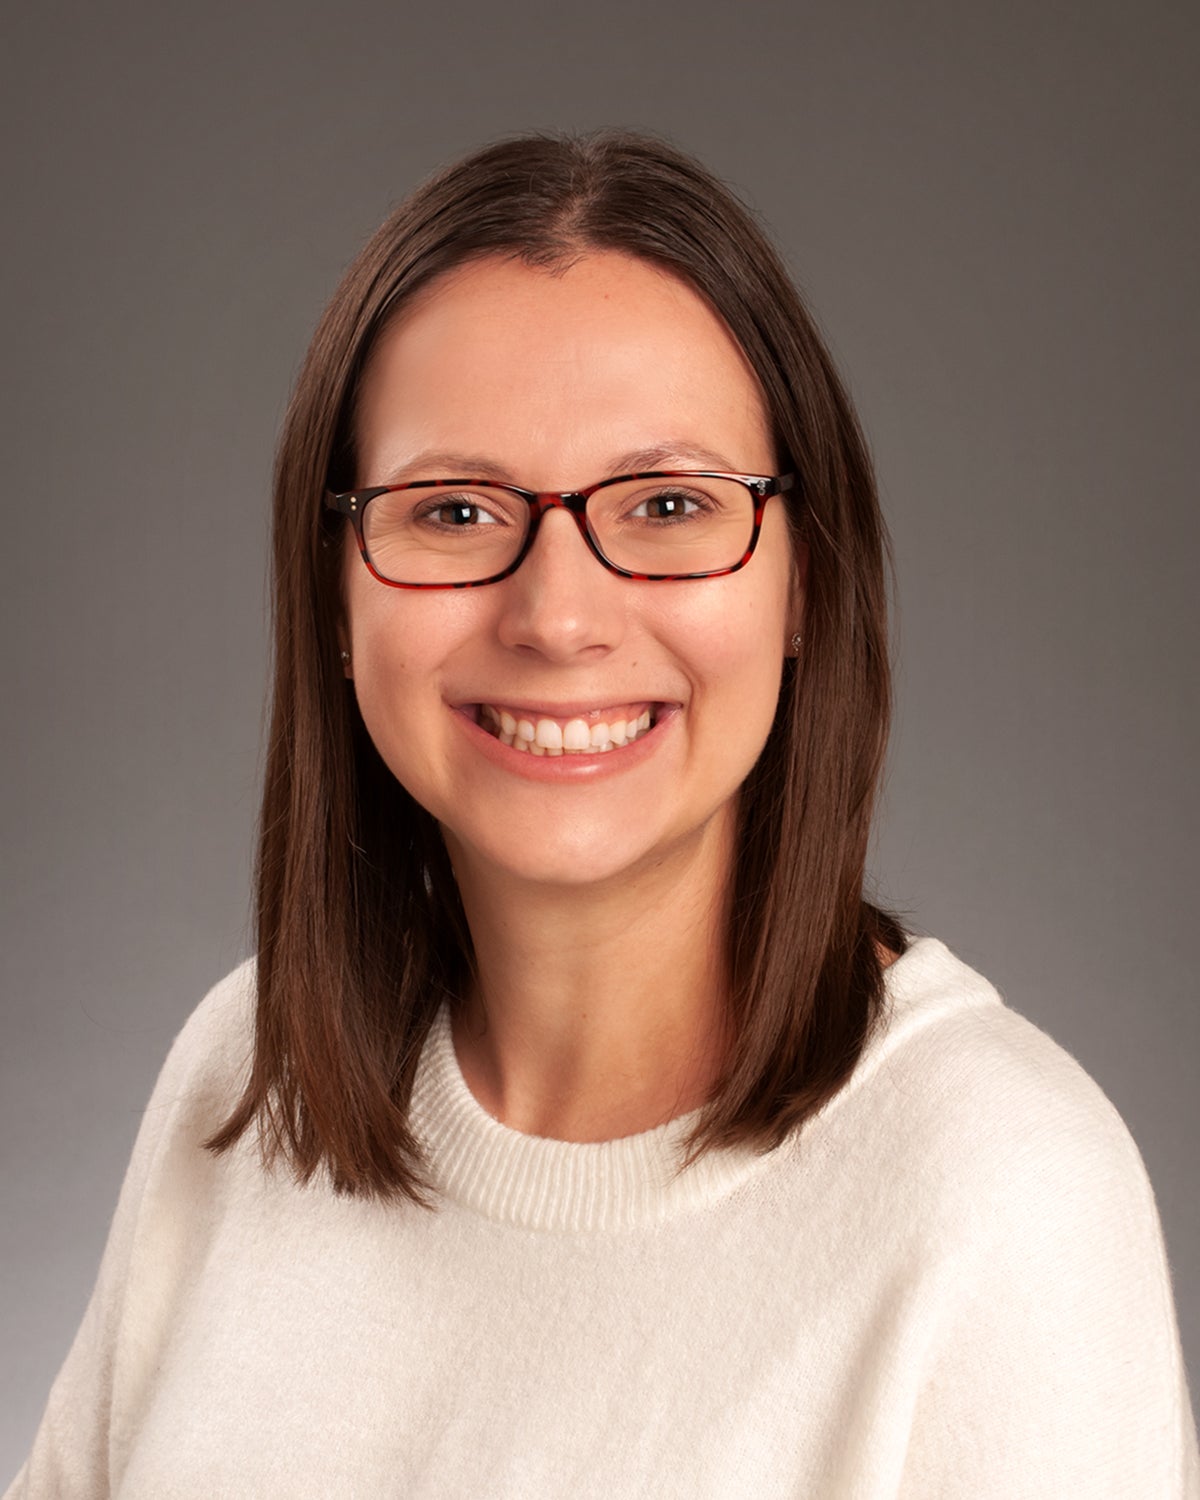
[514,488,613,572]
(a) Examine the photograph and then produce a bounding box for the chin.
[442,796,737,896]
[447,825,658,892]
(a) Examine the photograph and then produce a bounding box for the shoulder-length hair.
[207,129,907,1200]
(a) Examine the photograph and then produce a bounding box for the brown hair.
[207,128,907,1200]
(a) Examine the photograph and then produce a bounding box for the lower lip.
[452,706,676,781]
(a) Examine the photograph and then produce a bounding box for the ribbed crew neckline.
[409,935,950,1232]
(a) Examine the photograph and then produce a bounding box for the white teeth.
[481,705,657,755]
[534,720,563,751]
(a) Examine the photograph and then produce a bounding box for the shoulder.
[861,935,1140,1154]
[843,941,1200,1493]
[138,958,258,1142]
[827,936,1160,1249]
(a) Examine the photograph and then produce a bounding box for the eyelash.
[406,486,717,528]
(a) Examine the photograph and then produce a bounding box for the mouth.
[476,703,657,756]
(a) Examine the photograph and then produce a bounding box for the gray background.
[2,0,1196,1471]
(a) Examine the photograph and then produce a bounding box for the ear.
[787,537,809,654]
[327,525,355,680]
[336,625,354,680]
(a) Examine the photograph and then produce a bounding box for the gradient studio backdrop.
[2,0,1196,1469]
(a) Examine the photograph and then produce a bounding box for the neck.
[444,815,734,1142]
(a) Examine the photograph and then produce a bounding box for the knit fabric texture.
[8,937,1199,1497]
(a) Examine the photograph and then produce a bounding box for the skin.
[342,250,804,1141]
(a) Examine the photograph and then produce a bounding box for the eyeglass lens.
[361,476,756,584]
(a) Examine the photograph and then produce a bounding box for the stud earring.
[340,649,351,665]
[790,632,803,655]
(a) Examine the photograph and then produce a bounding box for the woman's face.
[343,250,802,891]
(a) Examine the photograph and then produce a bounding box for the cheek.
[668,582,790,738]
[343,588,438,749]
[707,567,794,745]
[722,617,787,732]
[702,548,794,673]
[344,567,479,678]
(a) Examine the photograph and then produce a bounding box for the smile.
[478,704,656,756]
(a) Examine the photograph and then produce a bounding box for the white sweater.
[7,937,1199,1498]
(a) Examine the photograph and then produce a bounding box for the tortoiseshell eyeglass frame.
[323,470,799,589]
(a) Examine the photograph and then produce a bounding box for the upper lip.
[459,698,669,718]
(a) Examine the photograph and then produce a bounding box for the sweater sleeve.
[894,1020,1200,1498]
[3,964,254,1500]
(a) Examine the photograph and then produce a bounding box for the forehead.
[354,251,774,487]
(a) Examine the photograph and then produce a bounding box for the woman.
[9,131,1197,1497]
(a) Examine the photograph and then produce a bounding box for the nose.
[495,503,626,661]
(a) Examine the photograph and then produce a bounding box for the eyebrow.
[377,442,744,486]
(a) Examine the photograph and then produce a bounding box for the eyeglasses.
[324,470,797,589]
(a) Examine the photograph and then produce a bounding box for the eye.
[413,493,507,528]
[627,487,711,521]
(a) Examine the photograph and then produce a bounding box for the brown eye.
[629,488,709,521]
[411,495,507,528]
